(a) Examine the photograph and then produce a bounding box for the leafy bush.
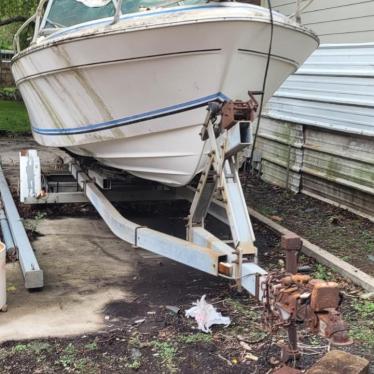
[0,86,22,101]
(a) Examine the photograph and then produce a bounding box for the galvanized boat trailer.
[18,99,352,363]
[20,99,266,294]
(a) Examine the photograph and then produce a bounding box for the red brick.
[306,350,369,374]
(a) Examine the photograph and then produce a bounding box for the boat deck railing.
[13,0,124,53]
[12,0,314,54]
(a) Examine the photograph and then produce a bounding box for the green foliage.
[128,334,142,349]
[0,0,39,48]
[0,27,16,49]
[152,341,177,373]
[26,211,47,233]
[0,99,30,134]
[28,341,52,354]
[361,230,374,254]
[56,343,77,369]
[126,358,141,370]
[312,264,331,281]
[349,301,374,348]
[84,341,98,351]
[354,301,374,318]
[178,333,212,344]
[0,87,20,101]
[0,1,38,21]
[12,343,29,353]
[350,323,374,348]
[225,298,259,320]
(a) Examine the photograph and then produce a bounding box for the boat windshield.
[43,0,207,29]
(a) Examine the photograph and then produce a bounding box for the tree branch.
[0,16,28,27]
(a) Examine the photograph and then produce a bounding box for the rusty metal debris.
[261,233,352,364]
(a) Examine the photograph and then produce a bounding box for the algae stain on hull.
[57,45,125,142]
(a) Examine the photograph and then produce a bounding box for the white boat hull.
[12,3,318,186]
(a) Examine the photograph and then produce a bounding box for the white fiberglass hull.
[12,2,318,186]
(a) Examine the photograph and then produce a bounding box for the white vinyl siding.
[264,0,374,43]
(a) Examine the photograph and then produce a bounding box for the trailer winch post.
[187,98,259,288]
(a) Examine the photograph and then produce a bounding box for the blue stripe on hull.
[32,92,229,136]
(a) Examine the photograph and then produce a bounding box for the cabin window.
[121,0,207,15]
[44,0,116,28]
[42,0,208,30]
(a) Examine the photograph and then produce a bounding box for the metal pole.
[0,208,16,254]
[0,163,43,289]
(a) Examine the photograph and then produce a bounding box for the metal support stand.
[187,101,258,288]
[0,162,43,289]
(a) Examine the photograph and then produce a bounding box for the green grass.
[178,333,213,345]
[0,99,30,134]
[152,341,178,373]
[349,301,374,348]
[312,264,333,281]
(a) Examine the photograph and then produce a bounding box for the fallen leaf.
[269,356,280,365]
[6,285,16,292]
[240,341,252,351]
[245,353,258,361]
[270,215,283,222]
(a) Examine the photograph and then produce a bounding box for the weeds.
[12,343,29,353]
[225,299,259,320]
[153,341,177,373]
[128,334,141,349]
[26,211,47,233]
[126,358,141,370]
[349,301,374,348]
[0,348,11,360]
[84,341,98,351]
[350,323,374,348]
[178,333,212,345]
[57,343,76,369]
[28,342,52,354]
[312,264,331,281]
[353,301,374,318]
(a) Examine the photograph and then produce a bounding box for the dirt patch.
[1,205,373,373]
[1,254,373,373]
[0,139,373,372]
[243,174,374,276]
[104,300,151,319]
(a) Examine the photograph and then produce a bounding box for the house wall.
[253,2,374,220]
[266,43,374,136]
[0,61,14,87]
[0,50,15,87]
[253,117,374,220]
[263,0,374,43]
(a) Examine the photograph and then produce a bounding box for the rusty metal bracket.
[220,92,259,130]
